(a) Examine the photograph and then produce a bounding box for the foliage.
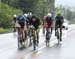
[1,0,55,19]
[0,0,55,29]
[0,2,22,28]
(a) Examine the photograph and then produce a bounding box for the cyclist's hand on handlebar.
[31,25,35,29]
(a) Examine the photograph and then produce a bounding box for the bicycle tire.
[29,30,33,46]
[33,37,36,50]
[56,31,60,40]
[18,29,25,49]
[32,31,37,50]
[18,36,22,49]
[46,31,51,46]
[60,29,62,41]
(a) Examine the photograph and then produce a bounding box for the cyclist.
[16,14,27,39]
[55,13,64,41]
[26,12,33,36]
[45,13,53,45]
[30,15,41,44]
[46,13,53,34]
[12,14,17,32]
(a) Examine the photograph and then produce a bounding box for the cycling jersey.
[55,15,63,23]
[17,15,26,22]
[43,16,47,27]
[55,15,64,27]
[46,16,53,27]
[30,16,40,29]
[16,15,26,29]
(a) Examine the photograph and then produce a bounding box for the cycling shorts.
[55,21,63,27]
[18,21,25,29]
[46,21,53,28]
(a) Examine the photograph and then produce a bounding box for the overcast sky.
[55,0,75,7]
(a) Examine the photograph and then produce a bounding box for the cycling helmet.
[13,14,17,17]
[47,13,52,17]
[24,13,28,17]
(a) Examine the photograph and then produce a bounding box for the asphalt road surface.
[0,24,75,59]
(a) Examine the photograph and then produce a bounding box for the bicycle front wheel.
[56,31,60,40]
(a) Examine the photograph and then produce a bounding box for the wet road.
[0,24,75,59]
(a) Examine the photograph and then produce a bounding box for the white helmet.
[13,14,17,17]
[24,13,28,17]
[47,13,52,17]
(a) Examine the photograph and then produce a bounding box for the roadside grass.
[0,28,12,33]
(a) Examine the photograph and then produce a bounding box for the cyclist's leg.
[55,21,60,36]
[34,28,38,43]
[51,27,52,34]
[36,29,39,43]
[28,25,30,36]
[24,26,27,40]
[32,28,37,46]
[17,22,25,47]
[48,27,50,44]
[55,22,58,36]
[20,22,26,40]
[46,26,50,46]
[51,21,53,34]
[46,27,48,40]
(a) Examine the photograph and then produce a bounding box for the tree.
[0,2,22,28]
